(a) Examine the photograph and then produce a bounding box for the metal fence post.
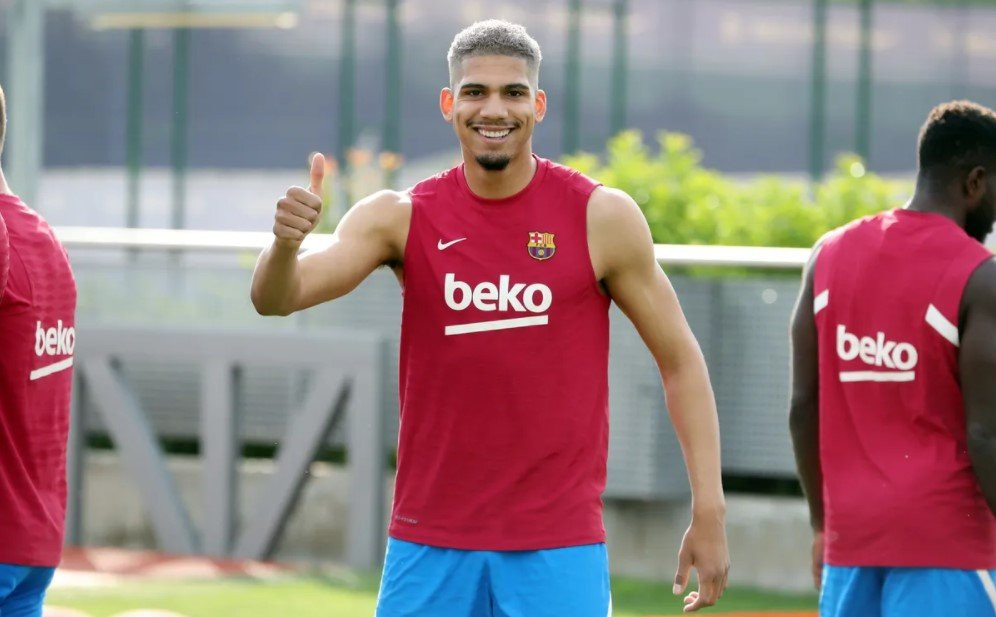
[126,29,145,229]
[562,0,582,155]
[610,0,628,137]
[65,366,87,547]
[346,337,389,571]
[856,0,874,161]
[338,0,357,171]
[5,0,44,207]
[383,0,402,188]
[809,0,828,181]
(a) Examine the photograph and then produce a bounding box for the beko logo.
[35,320,76,357]
[836,324,917,382]
[443,273,552,335]
[30,320,76,381]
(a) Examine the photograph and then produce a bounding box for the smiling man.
[251,20,729,616]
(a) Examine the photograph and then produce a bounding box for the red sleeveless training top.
[391,156,610,550]
[814,208,994,569]
[0,194,77,567]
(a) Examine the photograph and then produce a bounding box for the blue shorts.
[375,538,611,617]
[0,564,55,617]
[821,565,996,617]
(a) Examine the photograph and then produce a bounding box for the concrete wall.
[76,452,815,592]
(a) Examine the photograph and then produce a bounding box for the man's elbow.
[967,420,996,467]
[788,396,818,439]
[250,288,294,317]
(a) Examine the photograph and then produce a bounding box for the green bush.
[564,130,912,248]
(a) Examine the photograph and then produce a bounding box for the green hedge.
[563,131,913,248]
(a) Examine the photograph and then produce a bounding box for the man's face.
[965,167,996,243]
[440,55,546,172]
[965,179,995,243]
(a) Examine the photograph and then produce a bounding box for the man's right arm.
[250,154,409,316]
[961,256,996,514]
[788,243,824,590]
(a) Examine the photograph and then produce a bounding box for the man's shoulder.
[541,158,601,197]
[409,164,461,198]
[964,256,996,311]
[352,189,412,229]
[587,186,642,227]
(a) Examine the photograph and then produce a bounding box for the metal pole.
[338,0,357,167]
[126,29,145,228]
[5,0,44,206]
[952,0,969,99]
[809,0,828,181]
[856,0,873,161]
[383,0,401,188]
[171,28,190,231]
[610,0,628,136]
[562,0,582,155]
[65,369,87,546]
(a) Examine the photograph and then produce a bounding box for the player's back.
[0,194,77,567]
[813,207,994,569]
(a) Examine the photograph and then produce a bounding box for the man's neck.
[462,150,537,200]
[0,168,11,195]
[906,176,962,228]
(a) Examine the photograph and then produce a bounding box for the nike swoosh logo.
[438,237,467,250]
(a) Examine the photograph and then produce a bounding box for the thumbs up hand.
[273,152,326,249]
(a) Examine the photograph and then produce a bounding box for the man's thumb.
[309,152,326,196]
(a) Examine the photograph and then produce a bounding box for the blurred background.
[1,0,994,614]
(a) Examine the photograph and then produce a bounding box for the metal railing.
[55,226,812,268]
[59,226,812,562]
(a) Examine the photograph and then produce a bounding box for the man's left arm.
[961,257,996,513]
[588,187,729,613]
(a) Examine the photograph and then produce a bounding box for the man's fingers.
[278,197,320,223]
[673,552,692,595]
[309,152,326,196]
[682,568,725,613]
[698,576,720,607]
[684,592,706,613]
[271,221,304,242]
[275,211,314,234]
[286,186,322,212]
[683,587,716,613]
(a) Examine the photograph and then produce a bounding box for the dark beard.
[965,199,995,243]
[475,153,512,171]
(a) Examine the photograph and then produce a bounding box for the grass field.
[47,575,818,616]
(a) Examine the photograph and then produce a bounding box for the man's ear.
[965,166,988,202]
[440,88,455,123]
[534,89,547,123]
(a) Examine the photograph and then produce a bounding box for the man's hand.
[811,530,825,591]
[673,510,730,612]
[273,153,325,249]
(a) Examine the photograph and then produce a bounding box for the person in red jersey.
[252,20,729,616]
[790,100,996,617]
[1,200,8,304]
[0,83,78,615]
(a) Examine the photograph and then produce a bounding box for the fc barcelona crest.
[528,231,556,261]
